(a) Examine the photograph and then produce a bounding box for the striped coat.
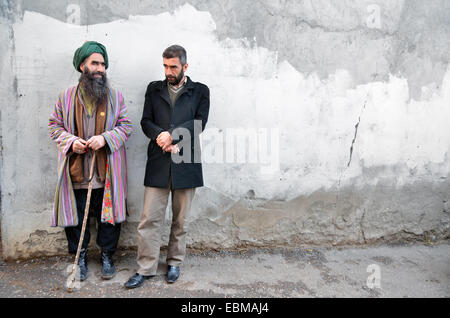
[48,85,133,227]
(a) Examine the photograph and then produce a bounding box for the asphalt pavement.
[0,242,448,298]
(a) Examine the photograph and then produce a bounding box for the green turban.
[73,41,109,72]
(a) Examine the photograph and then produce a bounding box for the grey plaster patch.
[371,256,394,265]
[14,0,450,99]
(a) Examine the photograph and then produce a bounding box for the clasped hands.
[156,131,180,154]
[72,135,105,154]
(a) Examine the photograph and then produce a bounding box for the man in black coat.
[125,45,210,289]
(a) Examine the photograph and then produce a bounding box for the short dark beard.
[79,66,108,102]
[166,69,184,86]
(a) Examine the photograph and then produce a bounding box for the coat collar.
[157,76,194,91]
[158,76,194,106]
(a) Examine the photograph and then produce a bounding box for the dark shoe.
[124,273,153,289]
[101,251,116,280]
[166,265,180,283]
[78,249,88,281]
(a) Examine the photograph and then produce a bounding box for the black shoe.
[124,273,153,289]
[78,249,88,281]
[166,265,180,283]
[101,251,116,280]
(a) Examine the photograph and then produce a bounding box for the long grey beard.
[79,68,109,102]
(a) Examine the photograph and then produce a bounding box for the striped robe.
[48,85,133,227]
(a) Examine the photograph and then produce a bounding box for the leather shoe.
[124,273,153,289]
[166,265,180,283]
[78,248,88,281]
[101,251,116,280]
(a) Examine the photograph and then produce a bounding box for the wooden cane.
[67,151,97,292]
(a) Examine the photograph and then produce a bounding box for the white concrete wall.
[1,1,449,259]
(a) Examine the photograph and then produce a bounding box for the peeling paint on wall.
[15,0,450,99]
[0,1,449,259]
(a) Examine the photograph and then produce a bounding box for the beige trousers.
[137,186,195,276]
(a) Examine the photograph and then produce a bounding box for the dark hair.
[162,45,187,66]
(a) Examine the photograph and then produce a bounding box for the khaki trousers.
[137,186,195,276]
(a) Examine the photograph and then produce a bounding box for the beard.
[166,69,184,86]
[79,66,108,102]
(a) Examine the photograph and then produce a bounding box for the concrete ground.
[0,242,448,298]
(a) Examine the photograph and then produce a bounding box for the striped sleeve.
[48,91,78,156]
[102,91,133,153]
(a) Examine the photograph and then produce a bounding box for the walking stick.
[67,150,97,293]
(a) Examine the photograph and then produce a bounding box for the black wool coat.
[141,76,210,189]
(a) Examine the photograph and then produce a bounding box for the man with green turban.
[49,41,133,282]
[73,41,109,72]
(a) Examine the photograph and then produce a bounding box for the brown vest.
[69,88,107,183]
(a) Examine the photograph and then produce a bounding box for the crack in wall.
[336,94,370,204]
[360,208,367,244]
[347,97,368,168]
